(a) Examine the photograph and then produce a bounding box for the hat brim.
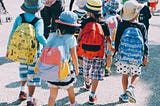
[120,4,144,21]
[21,3,44,14]
[84,5,101,15]
[121,11,139,21]
[55,20,81,27]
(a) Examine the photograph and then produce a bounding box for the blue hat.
[21,0,44,14]
[103,0,121,15]
[55,11,81,27]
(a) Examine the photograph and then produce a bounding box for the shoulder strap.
[20,13,39,25]
[20,13,26,23]
[31,17,39,25]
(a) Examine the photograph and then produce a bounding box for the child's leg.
[91,80,98,93]
[88,80,98,104]
[131,75,140,86]
[67,86,75,104]
[125,65,141,103]
[48,87,58,106]
[122,74,129,92]
[85,77,90,83]
[28,86,35,97]
[106,55,112,75]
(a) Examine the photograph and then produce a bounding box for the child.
[115,0,149,103]
[78,0,112,104]
[40,0,65,39]
[73,0,87,37]
[103,0,122,76]
[137,0,152,31]
[73,0,87,24]
[47,11,80,106]
[6,0,47,105]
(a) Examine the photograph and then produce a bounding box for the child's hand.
[143,56,148,66]
[75,68,79,76]
[6,51,9,58]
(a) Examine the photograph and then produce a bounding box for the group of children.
[6,0,150,105]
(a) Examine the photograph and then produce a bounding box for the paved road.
[0,0,160,106]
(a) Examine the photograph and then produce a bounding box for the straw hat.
[21,0,44,14]
[84,0,102,14]
[120,0,144,21]
[55,11,81,27]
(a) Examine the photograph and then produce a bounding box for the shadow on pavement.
[141,44,160,106]
[0,57,14,65]
[5,81,20,88]
[0,102,13,106]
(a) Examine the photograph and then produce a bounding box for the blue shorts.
[19,61,41,86]
[83,57,105,80]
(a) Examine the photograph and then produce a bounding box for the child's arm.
[143,55,148,66]
[35,19,47,46]
[70,46,79,76]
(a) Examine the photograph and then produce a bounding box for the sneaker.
[105,67,112,77]
[70,101,81,106]
[105,70,112,77]
[19,91,27,100]
[125,87,136,103]
[27,98,37,106]
[84,82,91,91]
[89,95,97,105]
[119,93,129,103]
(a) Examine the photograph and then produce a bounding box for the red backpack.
[77,22,105,59]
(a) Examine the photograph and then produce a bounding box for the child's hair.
[92,13,102,22]
[57,23,78,34]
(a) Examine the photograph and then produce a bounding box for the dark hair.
[57,23,78,34]
[93,13,102,22]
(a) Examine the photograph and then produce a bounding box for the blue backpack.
[117,27,144,65]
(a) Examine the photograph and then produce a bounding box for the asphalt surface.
[0,0,160,106]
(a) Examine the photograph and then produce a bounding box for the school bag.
[36,33,70,82]
[77,22,105,59]
[106,16,118,42]
[117,26,144,65]
[7,13,39,64]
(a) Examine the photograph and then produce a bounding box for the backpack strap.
[20,13,26,23]
[20,13,39,25]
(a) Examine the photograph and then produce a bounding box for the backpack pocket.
[59,61,70,80]
[37,62,59,82]
[82,44,100,52]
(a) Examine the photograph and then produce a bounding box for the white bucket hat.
[120,0,144,21]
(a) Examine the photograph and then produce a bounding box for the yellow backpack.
[7,13,39,64]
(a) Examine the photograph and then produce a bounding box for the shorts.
[47,72,76,90]
[115,62,142,76]
[48,82,74,90]
[19,61,41,86]
[83,57,105,80]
